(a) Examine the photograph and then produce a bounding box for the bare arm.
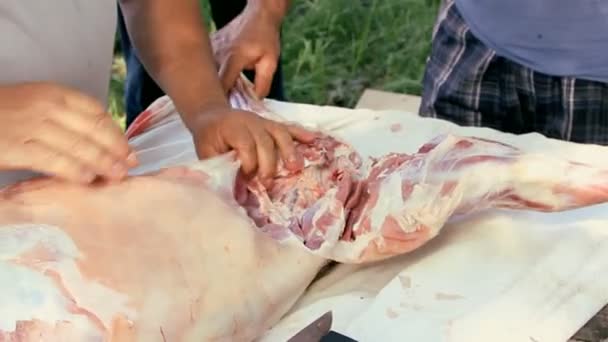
[247,0,290,24]
[117,0,312,182]
[117,0,228,130]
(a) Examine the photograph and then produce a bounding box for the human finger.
[51,107,135,166]
[36,120,128,181]
[6,140,96,184]
[58,86,106,116]
[265,122,303,171]
[227,126,259,176]
[250,125,278,182]
[253,55,277,98]
[51,87,136,165]
[287,124,319,143]
[194,139,220,159]
[218,54,248,94]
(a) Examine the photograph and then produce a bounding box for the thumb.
[253,55,277,98]
[194,142,219,160]
[287,124,319,143]
[218,54,247,94]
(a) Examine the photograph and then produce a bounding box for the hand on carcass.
[186,104,317,184]
[0,82,136,184]
[127,78,317,185]
[240,128,608,263]
[127,75,608,264]
[210,77,608,264]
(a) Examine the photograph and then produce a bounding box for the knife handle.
[320,331,358,342]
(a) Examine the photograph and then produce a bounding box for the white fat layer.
[185,152,241,194]
[357,135,601,240]
[310,188,345,246]
[0,224,136,334]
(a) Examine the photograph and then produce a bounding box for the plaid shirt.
[419,0,608,145]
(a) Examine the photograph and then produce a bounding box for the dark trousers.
[117,1,286,128]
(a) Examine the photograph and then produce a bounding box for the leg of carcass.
[409,134,608,214]
[335,134,608,263]
[455,153,608,213]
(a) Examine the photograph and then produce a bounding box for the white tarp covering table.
[128,99,608,342]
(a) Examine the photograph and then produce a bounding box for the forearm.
[247,0,290,26]
[118,0,229,129]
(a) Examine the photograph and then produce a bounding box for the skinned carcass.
[2,74,608,341]
[0,163,327,341]
[240,130,608,263]
[130,76,608,264]
[125,76,608,264]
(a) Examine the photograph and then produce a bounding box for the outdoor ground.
[108,0,441,128]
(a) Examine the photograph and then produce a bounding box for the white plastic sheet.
[128,98,608,342]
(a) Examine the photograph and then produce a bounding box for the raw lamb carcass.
[2,74,608,341]
[241,132,608,263]
[125,75,608,264]
[336,133,608,262]
[161,76,608,264]
[0,163,326,341]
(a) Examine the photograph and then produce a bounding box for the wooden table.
[354,88,608,342]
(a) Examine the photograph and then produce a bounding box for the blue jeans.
[117,1,286,128]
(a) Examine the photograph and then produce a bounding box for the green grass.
[109,0,440,125]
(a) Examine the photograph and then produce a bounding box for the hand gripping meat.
[338,134,608,262]
[222,77,608,263]
[239,132,608,263]
[126,75,608,264]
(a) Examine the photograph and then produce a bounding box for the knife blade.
[287,311,333,342]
